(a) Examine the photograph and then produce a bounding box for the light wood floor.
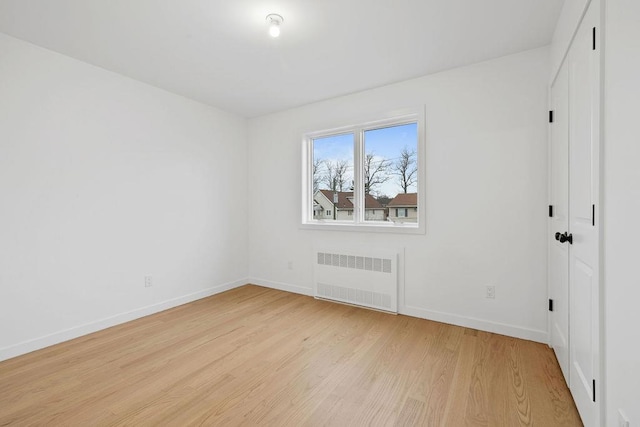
[0,285,582,426]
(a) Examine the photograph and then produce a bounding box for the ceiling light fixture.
[266,13,283,38]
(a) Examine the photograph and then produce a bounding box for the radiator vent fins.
[314,249,398,313]
[316,283,392,310]
[317,252,392,273]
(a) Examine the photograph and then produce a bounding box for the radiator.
[313,248,398,313]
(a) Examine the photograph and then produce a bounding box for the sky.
[313,122,417,197]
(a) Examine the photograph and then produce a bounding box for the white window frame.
[301,108,426,234]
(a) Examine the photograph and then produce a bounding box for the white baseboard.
[0,278,247,362]
[401,304,548,343]
[248,277,313,297]
[247,279,547,343]
[1,279,548,362]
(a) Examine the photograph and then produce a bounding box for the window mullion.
[354,128,364,224]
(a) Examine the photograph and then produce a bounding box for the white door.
[549,60,570,384]
[568,3,601,425]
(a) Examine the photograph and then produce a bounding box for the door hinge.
[548,299,554,312]
[592,27,597,50]
[592,379,596,402]
[549,110,554,123]
[592,204,595,226]
[549,205,553,217]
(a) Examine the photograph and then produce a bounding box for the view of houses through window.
[312,122,418,224]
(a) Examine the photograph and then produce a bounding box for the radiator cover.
[313,249,398,313]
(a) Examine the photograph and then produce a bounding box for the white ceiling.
[0,0,563,117]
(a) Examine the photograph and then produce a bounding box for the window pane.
[364,123,418,223]
[312,133,354,222]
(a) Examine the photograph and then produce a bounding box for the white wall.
[248,47,550,342]
[603,0,640,424]
[0,33,249,361]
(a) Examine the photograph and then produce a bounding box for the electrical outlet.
[486,285,495,299]
[618,409,630,427]
[144,276,153,288]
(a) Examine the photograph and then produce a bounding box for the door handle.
[557,232,573,244]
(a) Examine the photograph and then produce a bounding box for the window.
[302,110,425,233]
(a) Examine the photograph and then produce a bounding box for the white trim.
[401,305,549,344]
[0,278,247,362]
[252,278,547,343]
[248,277,313,296]
[300,221,420,234]
[3,278,548,362]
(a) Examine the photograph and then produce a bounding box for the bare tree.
[394,147,417,193]
[312,158,322,193]
[364,153,391,195]
[323,159,350,192]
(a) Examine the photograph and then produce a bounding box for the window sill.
[301,220,424,235]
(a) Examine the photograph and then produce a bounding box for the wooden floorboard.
[0,285,582,426]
